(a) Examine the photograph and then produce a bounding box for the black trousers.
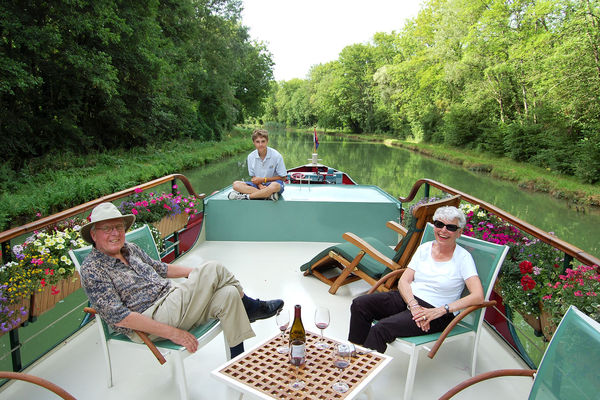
[348,290,454,353]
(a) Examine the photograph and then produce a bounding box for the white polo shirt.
[408,241,478,308]
[247,147,287,178]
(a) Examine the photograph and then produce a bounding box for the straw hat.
[80,202,135,244]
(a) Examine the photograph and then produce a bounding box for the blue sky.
[242,0,423,81]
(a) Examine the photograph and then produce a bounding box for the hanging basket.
[0,297,30,337]
[521,312,542,333]
[31,272,81,317]
[152,213,189,238]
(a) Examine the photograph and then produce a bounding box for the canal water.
[183,128,599,259]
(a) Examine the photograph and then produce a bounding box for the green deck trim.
[204,185,402,244]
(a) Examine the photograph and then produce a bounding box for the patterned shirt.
[80,242,171,335]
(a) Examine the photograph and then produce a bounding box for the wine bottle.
[289,304,306,366]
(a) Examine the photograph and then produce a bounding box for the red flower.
[51,286,60,295]
[519,260,534,274]
[520,275,536,291]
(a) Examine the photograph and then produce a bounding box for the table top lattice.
[217,331,387,399]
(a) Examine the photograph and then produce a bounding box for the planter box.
[0,297,30,337]
[539,306,557,341]
[31,272,81,317]
[152,213,188,238]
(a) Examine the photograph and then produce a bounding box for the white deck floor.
[1,240,532,399]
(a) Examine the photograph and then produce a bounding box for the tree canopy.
[1,0,273,167]
[263,0,600,184]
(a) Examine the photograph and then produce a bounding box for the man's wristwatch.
[444,304,451,314]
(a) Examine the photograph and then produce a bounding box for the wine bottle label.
[290,342,305,358]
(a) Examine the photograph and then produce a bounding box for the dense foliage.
[264,0,600,184]
[0,0,273,168]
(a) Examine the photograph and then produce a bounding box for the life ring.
[291,172,305,180]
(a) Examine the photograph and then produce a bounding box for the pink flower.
[542,295,552,300]
[574,291,583,297]
[134,188,143,194]
[172,184,178,189]
[131,208,138,215]
[586,292,597,296]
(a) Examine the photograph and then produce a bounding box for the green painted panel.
[205,185,402,244]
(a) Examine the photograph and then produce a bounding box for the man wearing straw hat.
[79,202,283,358]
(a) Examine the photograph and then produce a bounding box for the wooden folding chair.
[300,196,461,294]
[69,225,226,400]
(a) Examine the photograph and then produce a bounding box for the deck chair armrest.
[367,269,406,294]
[386,220,408,236]
[342,232,398,270]
[84,307,167,365]
[0,371,77,400]
[427,300,496,359]
[438,368,536,399]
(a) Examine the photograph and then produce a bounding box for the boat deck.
[1,240,532,399]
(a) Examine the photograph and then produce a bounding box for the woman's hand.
[411,305,445,332]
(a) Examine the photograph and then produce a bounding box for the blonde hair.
[251,129,269,141]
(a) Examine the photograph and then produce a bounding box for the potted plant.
[541,264,600,339]
[117,186,201,239]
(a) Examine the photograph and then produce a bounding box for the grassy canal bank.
[0,128,254,231]
[313,129,600,208]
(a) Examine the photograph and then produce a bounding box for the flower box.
[0,297,30,337]
[30,272,81,317]
[539,305,557,342]
[152,213,189,238]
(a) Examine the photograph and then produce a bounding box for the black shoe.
[247,299,284,322]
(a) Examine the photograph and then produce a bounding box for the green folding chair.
[69,225,224,400]
[369,222,509,400]
[440,305,600,399]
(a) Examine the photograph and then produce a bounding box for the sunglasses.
[433,220,460,232]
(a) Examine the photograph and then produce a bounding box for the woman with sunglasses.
[348,206,484,353]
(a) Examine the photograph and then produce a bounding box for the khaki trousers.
[139,261,255,347]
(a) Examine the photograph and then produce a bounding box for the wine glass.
[332,343,351,393]
[275,309,290,354]
[289,340,306,390]
[314,306,330,349]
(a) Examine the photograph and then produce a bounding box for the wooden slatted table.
[211,331,392,399]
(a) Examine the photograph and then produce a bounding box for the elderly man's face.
[91,218,126,257]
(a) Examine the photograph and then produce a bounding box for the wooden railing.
[399,178,600,267]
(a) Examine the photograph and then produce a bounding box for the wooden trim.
[439,368,536,399]
[0,174,204,243]
[0,371,77,400]
[427,300,496,359]
[398,179,600,266]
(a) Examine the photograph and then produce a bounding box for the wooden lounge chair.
[300,195,461,294]
[369,223,508,400]
[440,305,600,400]
[69,225,226,400]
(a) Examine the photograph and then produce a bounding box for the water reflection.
[182,129,599,258]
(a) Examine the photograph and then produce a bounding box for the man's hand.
[250,176,264,185]
[169,327,198,353]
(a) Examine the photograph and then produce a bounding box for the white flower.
[56,244,65,250]
[477,211,486,218]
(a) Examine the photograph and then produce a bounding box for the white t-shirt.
[408,241,478,308]
[247,147,287,178]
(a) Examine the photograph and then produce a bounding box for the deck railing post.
[2,240,13,265]
[424,183,430,199]
[171,177,181,258]
[9,329,22,372]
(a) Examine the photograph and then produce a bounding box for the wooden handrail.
[400,178,600,267]
[438,368,536,399]
[0,371,77,400]
[0,174,204,244]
